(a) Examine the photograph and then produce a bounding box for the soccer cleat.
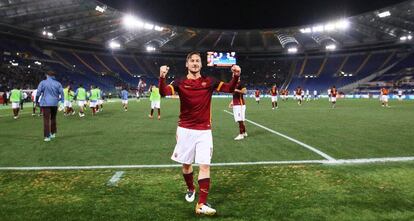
[157,115,161,120]
[234,134,244,140]
[50,134,56,139]
[272,107,274,110]
[13,116,19,119]
[243,132,248,137]
[72,111,76,115]
[148,114,153,119]
[195,203,216,216]
[32,113,36,116]
[44,137,51,142]
[185,190,195,202]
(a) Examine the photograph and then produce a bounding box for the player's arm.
[159,65,176,96]
[234,87,247,94]
[58,85,64,103]
[35,82,44,105]
[228,100,233,108]
[216,65,241,93]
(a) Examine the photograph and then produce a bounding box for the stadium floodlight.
[299,28,311,33]
[34,61,42,65]
[335,19,350,30]
[95,5,106,13]
[123,14,144,29]
[154,25,164,32]
[109,41,121,49]
[324,23,335,32]
[326,44,336,50]
[377,11,391,18]
[146,46,156,52]
[144,23,154,30]
[312,25,324,33]
[400,36,407,41]
[287,47,298,53]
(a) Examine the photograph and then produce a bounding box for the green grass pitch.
[0,98,413,220]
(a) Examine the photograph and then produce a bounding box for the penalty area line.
[223,110,336,161]
[0,157,413,171]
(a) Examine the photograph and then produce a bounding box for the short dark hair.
[47,71,56,76]
[186,52,201,61]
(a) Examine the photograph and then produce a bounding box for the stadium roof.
[0,0,413,53]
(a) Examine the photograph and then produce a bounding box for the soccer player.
[121,87,128,111]
[269,85,278,109]
[35,71,64,142]
[313,89,318,100]
[148,85,161,120]
[327,88,332,102]
[397,89,403,101]
[159,52,240,215]
[380,87,389,107]
[137,79,146,101]
[96,86,103,112]
[63,85,75,116]
[31,89,41,116]
[295,86,303,105]
[305,89,310,101]
[10,87,22,119]
[75,84,87,117]
[89,85,99,115]
[232,79,247,140]
[330,85,338,108]
[254,89,260,104]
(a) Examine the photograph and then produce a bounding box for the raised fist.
[160,65,170,78]
[231,65,241,76]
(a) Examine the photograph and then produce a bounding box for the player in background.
[269,85,278,110]
[159,52,240,216]
[313,89,318,100]
[327,88,332,102]
[330,86,338,108]
[137,79,147,101]
[121,87,129,111]
[397,89,403,101]
[89,85,99,116]
[148,85,161,120]
[31,89,42,116]
[10,86,22,119]
[95,86,103,112]
[63,85,75,116]
[380,87,390,107]
[295,86,303,105]
[75,84,87,117]
[254,89,260,104]
[232,79,247,140]
[305,89,310,101]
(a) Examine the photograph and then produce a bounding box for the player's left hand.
[231,65,241,76]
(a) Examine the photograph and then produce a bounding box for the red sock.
[238,122,243,134]
[198,178,210,204]
[183,172,195,192]
[241,122,246,133]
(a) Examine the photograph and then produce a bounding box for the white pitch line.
[223,110,336,161]
[0,157,413,171]
[107,171,124,186]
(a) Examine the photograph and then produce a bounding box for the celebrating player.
[295,86,303,105]
[254,89,260,104]
[380,87,389,107]
[232,79,247,140]
[269,84,278,109]
[159,52,240,215]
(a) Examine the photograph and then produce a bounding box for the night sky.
[99,0,406,29]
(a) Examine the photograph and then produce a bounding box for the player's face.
[186,54,202,74]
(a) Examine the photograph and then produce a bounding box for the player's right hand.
[160,65,169,78]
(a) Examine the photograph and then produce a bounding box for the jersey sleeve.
[159,77,178,96]
[214,76,239,93]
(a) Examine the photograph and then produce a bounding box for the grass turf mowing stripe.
[0,157,414,170]
[107,171,124,186]
[223,110,336,161]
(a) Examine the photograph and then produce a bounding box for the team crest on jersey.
[201,82,207,87]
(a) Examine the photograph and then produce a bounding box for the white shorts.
[255,97,260,101]
[381,95,389,102]
[271,96,278,102]
[78,101,86,107]
[98,100,103,105]
[296,95,302,100]
[171,127,213,165]
[151,101,160,109]
[12,102,20,109]
[122,99,128,105]
[89,101,97,108]
[331,97,337,102]
[64,100,72,108]
[233,105,246,122]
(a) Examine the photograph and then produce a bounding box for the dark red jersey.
[232,83,246,106]
[331,88,337,97]
[255,90,260,97]
[160,75,239,130]
[270,87,278,96]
